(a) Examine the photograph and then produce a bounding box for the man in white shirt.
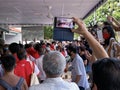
[67,44,89,90]
[29,51,79,90]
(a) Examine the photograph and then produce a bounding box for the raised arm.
[107,16,120,31]
[72,17,109,59]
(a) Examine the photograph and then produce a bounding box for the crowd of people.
[0,16,120,90]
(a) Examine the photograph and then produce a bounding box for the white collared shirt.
[29,77,79,90]
[71,54,89,89]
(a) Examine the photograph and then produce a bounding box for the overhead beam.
[0,27,9,32]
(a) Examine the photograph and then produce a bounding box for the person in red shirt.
[25,43,39,59]
[14,48,33,86]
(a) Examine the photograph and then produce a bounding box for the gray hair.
[43,51,66,76]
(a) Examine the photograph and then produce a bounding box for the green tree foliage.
[44,0,120,40]
[84,0,120,26]
[44,26,53,39]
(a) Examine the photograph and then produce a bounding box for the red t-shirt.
[26,47,40,59]
[14,59,33,86]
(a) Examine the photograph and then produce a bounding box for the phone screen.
[55,17,74,29]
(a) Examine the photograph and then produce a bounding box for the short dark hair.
[17,48,27,60]
[67,44,77,53]
[1,55,16,72]
[92,58,120,90]
[103,21,110,26]
[9,43,20,54]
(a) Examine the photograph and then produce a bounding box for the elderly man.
[29,51,79,90]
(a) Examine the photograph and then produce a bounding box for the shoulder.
[65,82,79,90]
[75,54,83,62]
[0,85,5,90]
[29,84,43,90]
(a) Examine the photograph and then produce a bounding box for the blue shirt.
[71,54,89,89]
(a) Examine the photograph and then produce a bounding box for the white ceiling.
[0,0,107,25]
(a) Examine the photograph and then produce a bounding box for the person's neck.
[46,74,61,78]
[4,70,14,76]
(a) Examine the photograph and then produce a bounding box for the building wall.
[22,26,44,41]
[5,33,22,44]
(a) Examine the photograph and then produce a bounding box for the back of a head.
[1,55,16,72]
[17,48,27,60]
[92,58,120,90]
[103,21,110,26]
[34,43,46,55]
[9,43,20,54]
[43,51,66,77]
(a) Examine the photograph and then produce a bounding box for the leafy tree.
[84,0,120,26]
[44,26,53,39]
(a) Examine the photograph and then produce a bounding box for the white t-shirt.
[36,55,46,80]
[26,55,40,75]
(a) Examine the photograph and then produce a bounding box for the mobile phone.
[54,17,75,29]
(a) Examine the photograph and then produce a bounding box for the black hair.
[79,46,86,51]
[92,58,120,90]
[9,43,20,54]
[93,24,98,29]
[103,21,111,26]
[102,26,115,38]
[102,26,115,46]
[46,43,51,47]
[34,43,45,55]
[18,43,24,48]
[34,43,41,51]
[17,48,27,60]
[67,44,77,53]
[1,55,16,72]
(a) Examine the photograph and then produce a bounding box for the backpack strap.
[0,79,12,90]
[15,77,24,89]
